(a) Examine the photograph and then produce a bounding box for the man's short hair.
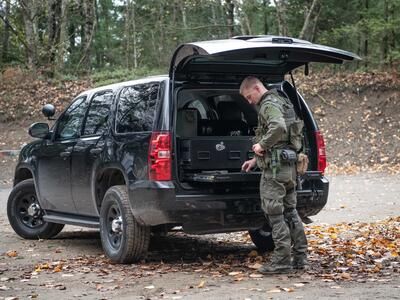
[240,76,263,94]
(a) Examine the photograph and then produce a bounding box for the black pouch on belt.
[280,149,297,163]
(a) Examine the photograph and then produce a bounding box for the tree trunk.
[1,0,10,63]
[225,0,234,37]
[263,0,269,35]
[381,0,389,68]
[132,1,137,69]
[239,3,252,36]
[273,0,288,36]
[68,2,76,56]
[19,0,40,68]
[47,0,61,67]
[124,0,132,69]
[80,0,96,71]
[310,5,321,42]
[299,0,319,41]
[363,0,368,69]
[94,0,101,67]
[56,0,68,74]
[182,3,187,40]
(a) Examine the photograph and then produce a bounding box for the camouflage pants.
[260,161,308,265]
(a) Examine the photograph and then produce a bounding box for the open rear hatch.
[170,35,360,81]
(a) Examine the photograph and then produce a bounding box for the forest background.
[1,0,399,82]
[1,0,400,175]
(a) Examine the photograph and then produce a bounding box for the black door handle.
[90,148,102,155]
[60,151,71,158]
[74,146,86,151]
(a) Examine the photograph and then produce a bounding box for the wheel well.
[14,168,33,185]
[95,168,126,211]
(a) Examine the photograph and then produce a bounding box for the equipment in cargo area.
[178,136,260,183]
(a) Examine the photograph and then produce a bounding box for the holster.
[296,153,309,175]
[280,149,297,163]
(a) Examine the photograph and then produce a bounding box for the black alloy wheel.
[248,223,275,252]
[7,179,64,239]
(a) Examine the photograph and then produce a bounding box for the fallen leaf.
[249,273,263,278]
[248,250,258,257]
[283,287,295,292]
[228,271,242,276]
[341,272,351,280]
[6,250,17,258]
[197,280,205,288]
[248,263,263,270]
[294,283,305,287]
[54,265,62,273]
[1,277,11,282]
[145,285,155,289]
[267,288,281,293]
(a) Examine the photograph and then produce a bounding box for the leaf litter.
[17,216,398,294]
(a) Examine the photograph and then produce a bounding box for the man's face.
[242,85,260,105]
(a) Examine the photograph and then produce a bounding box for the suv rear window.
[115,82,160,133]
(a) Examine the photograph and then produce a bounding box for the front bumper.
[128,176,329,234]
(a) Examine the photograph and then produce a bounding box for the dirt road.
[0,174,399,300]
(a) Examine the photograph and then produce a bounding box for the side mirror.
[29,122,50,139]
[42,104,55,119]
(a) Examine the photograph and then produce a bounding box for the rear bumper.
[128,176,329,233]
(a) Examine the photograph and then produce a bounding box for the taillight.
[148,131,172,181]
[315,131,327,174]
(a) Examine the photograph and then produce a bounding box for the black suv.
[7,36,359,263]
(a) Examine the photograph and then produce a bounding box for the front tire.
[7,179,64,239]
[100,185,150,263]
[249,223,275,252]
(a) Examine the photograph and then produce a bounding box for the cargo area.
[173,82,318,192]
[175,87,261,186]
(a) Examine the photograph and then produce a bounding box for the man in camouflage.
[240,76,308,274]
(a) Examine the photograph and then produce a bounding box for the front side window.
[55,96,89,140]
[116,82,160,133]
[83,90,114,136]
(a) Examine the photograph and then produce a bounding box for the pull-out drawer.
[178,136,254,170]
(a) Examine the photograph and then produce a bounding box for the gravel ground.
[1,174,399,300]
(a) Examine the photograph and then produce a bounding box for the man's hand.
[241,157,256,173]
[252,143,265,156]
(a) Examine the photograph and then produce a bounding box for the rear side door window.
[82,90,114,136]
[115,82,160,133]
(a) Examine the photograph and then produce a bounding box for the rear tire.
[7,179,64,239]
[100,185,150,263]
[249,223,275,252]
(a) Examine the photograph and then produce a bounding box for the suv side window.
[55,96,89,140]
[82,90,114,136]
[116,82,159,133]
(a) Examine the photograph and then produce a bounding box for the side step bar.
[43,211,99,228]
